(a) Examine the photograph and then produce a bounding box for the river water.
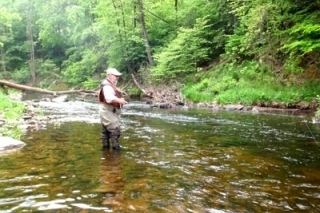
[0,97,320,213]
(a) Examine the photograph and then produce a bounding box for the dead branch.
[131,73,147,95]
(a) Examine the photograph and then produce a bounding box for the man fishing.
[98,68,128,150]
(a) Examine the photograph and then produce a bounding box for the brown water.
[0,100,320,212]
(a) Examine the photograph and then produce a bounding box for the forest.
[1,0,320,107]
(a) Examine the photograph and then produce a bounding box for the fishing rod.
[304,120,319,146]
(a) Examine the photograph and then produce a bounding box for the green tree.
[94,0,148,73]
[152,17,213,78]
[281,0,320,73]
[150,0,232,79]
[0,5,21,76]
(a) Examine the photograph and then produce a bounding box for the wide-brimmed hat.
[106,68,122,76]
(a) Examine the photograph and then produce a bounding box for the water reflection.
[0,100,320,212]
[97,150,125,209]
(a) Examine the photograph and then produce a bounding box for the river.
[0,97,320,213]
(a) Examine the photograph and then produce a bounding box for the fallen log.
[0,80,96,96]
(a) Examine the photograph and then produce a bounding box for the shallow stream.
[0,97,320,212]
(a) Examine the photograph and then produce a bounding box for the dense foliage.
[0,0,320,105]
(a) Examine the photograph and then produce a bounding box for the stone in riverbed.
[52,95,68,103]
[0,136,26,154]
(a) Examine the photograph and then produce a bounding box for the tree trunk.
[175,0,178,27]
[0,48,6,75]
[26,1,36,85]
[137,0,154,66]
[112,0,123,43]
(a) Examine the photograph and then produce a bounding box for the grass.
[182,61,320,105]
[0,89,25,139]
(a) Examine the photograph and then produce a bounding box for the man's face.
[108,74,120,84]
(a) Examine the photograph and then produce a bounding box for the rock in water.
[0,136,26,154]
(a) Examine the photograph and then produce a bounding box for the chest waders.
[101,122,121,150]
[99,81,122,151]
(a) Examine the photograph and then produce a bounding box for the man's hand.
[115,98,128,107]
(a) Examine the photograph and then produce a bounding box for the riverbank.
[0,92,67,154]
[141,92,318,117]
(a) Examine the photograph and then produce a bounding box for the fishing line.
[304,120,319,146]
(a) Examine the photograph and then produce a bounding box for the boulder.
[0,137,26,154]
[52,95,68,103]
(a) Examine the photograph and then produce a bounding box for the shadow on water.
[0,99,320,212]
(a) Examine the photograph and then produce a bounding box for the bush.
[82,78,100,90]
[11,67,30,84]
[0,90,25,139]
[182,61,320,105]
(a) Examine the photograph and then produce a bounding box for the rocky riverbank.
[0,95,69,154]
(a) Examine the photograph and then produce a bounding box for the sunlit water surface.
[0,99,320,213]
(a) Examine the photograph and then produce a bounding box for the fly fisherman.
[98,68,128,150]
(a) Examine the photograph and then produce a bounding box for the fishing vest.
[98,79,122,108]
